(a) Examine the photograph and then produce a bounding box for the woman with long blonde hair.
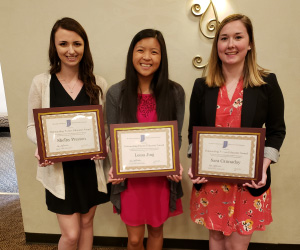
[188,14,285,250]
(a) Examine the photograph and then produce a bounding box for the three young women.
[27,13,286,250]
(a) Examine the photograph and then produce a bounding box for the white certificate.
[191,127,265,183]
[117,129,173,172]
[199,134,256,178]
[42,112,100,157]
[110,121,180,178]
[33,105,106,163]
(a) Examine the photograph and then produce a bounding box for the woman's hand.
[91,155,106,161]
[108,167,126,185]
[167,164,183,182]
[91,146,110,160]
[243,158,271,189]
[188,167,208,184]
[35,148,54,167]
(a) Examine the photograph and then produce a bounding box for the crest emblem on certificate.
[66,120,71,127]
[223,141,228,148]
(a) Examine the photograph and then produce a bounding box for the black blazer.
[188,73,286,196]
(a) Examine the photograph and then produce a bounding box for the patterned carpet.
[0,132,19,194]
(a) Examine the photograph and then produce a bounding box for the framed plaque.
[33,105,106,163]
[110,121,180,178]
[191,127,265,184]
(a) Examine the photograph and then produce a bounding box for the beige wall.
[0,0,299,244]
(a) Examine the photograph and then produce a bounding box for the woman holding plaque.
[106,29,185,250]
[27,17,110,250]
[188,14,285,249]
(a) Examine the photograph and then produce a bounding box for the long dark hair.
[49,17,102,104]
[120,29,184,122]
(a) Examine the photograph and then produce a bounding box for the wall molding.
[25,233,300,249]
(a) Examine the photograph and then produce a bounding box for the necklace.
[58,78,79,94]
[225,80,239,101]
[226,81,239,94]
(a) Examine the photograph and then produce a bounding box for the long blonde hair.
[205,14,268,88]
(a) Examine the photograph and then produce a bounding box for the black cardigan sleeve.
[188,78,206,144]
[264,73,286,150]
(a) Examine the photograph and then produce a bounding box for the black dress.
[45,74,111,215]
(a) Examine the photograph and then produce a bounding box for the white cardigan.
[27,73,110,199]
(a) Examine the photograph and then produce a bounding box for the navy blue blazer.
[188,73,286,196]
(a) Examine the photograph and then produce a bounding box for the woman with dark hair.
[27,17,110,250]
[106,29,185,250]
[188,14,285,249]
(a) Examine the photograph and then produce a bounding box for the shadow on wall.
[0,64,8,113]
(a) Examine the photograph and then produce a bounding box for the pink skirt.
[120,176,183,227]
[190,182,272,236]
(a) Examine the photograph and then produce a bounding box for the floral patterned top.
[215,79,243,128]
[190,78,273,235]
